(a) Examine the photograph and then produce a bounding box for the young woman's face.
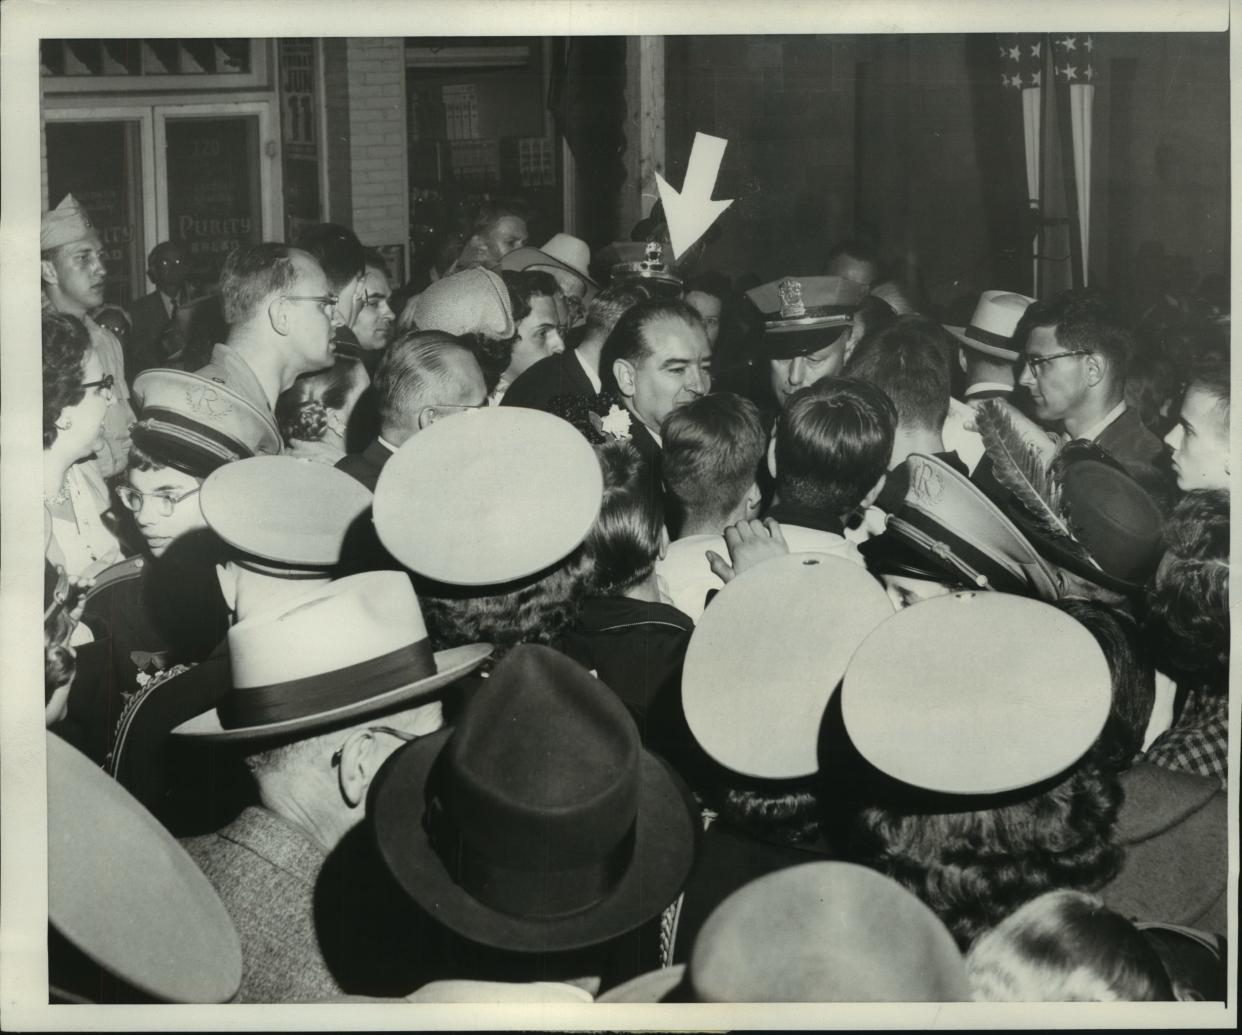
[54,349,112,460]
[123,465,206,558]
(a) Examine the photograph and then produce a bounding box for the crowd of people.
[37,189,1230,1005]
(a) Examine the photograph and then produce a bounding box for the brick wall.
[343,37,408,253]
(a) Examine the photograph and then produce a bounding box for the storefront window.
[164,116,263,287]
[45,120,145,305]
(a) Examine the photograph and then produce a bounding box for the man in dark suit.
[501,281,650,413]
[1014,289,1169,495]
[127,242,190,383]
[336,330,488,492]
[596,296,712,478]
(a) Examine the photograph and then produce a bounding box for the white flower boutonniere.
[599,404,633,441]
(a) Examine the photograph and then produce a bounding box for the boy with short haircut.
[659,377,892,622]
[1164,350,1230,493]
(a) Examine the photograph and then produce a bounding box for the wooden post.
[621,37,665,236]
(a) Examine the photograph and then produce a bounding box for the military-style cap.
[373,407,603,586]
[47,732,243,1003]
[600,862,969,1003]
[132,369,282,478]
[744,275,868,359]
[682,553,894,780]
[412,267,515,340]
[863,452,1061,600]
[945,289,1035,361]
[199,455,373,576]
[598,240,683,294]
[842,592,1112,795]
[41,193,96,251]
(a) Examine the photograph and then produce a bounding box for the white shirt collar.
[1076,400,1127,444]
[963,381,1013,397]
[574,349,602,394]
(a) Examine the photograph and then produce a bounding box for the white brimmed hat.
[841,591,1112,794]
[200,455,373,575]
[945,290,1035,361]
[373,407,603,586]
[681,553,894,780]
[47,732,243,1002]
[541,232,597,286]
[172,571,491,742]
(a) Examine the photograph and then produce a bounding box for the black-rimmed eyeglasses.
[282,294,340,315]
[1019,350,1091,375]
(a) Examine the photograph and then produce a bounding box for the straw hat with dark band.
[944,289,1035,361]
[172,571,491,742]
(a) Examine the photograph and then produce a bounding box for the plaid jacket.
[1143,688,1228,790]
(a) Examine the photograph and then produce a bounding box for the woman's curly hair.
[416,548,592,659]
[275,356,362,445]
[850,759,1124,950]
[42,313,91,448]
[1142,489,1230,687]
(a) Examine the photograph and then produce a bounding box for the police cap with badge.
[744,275,869,360]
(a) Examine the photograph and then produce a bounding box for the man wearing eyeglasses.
[295,223,369,356]
[1014,289,1168,494]
[192,243,338,418]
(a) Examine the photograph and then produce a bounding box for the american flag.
[1052,34,1099,86]
[997,34,1043,91]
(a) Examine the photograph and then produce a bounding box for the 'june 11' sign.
[280,39,321,241]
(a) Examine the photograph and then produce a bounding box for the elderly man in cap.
[337,330,487,492]
[41,193,136,477]
[175,570,491,1001]
[191,243,337,418]
[745,275,896,412]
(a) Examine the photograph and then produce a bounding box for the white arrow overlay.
[655,132,734,260]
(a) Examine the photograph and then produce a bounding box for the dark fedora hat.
[1007,442,1166,594]
[370,644,699,953]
